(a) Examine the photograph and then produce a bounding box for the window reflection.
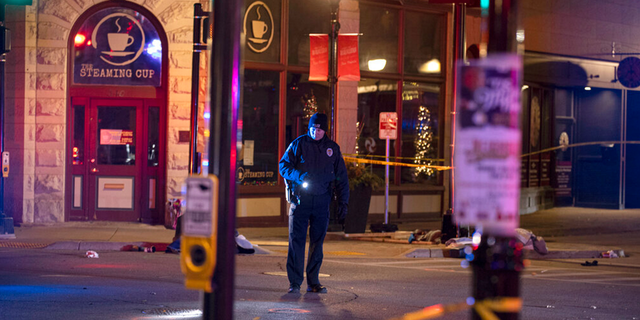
[285,73,330,146]
[97,106,136,165]
[401,82,440,185]
[359,5,399,73]
[404,11,443,75]
[239,70,280,186]
[357,79,397,182]
[288,1,330,66]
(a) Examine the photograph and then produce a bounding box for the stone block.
[37,48,66,66]
[23,199,35,224]
[36,124,64,142]
[170,51,192,69]
[170,77,191,94]
[37,22,69,40]
[159,2,192,25]
[36,99,65,116]
[24,175,34,194]
[168,26,192,43]
[36,73,65,91]
[167,176,187,197]
[35,174,64,194]
[168,153,189,170]
[34,200,64,223]
[38,0,78,24]
[170,102,190,120]
[26,124,36,142]
[36,149,64,167]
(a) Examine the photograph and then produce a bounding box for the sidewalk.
[1,207,639,262]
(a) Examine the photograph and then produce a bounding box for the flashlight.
[302,182,309,188]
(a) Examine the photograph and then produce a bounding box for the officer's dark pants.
[287,192,331,287]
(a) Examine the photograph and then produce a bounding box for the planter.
[344,184,373,234]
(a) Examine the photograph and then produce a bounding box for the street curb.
[405,248,627,260]
[44,241,145,251]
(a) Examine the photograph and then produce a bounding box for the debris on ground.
[601,250,619,258]
[409,230,442,244]
[581,260,598,266]
[121,245,156,253]
[514,228,548,255]
[85,250,99,258]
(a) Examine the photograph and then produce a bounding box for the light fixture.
[585,87,592,90]
[74,34,86,46]
[368,59,386,71]
[419,59,441,73]
[521,85,529,91]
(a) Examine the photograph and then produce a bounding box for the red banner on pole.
[309,34,329,81]
[337,34,360,81]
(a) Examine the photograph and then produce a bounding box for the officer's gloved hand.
[338,203,348,220]
[299,172,310,183]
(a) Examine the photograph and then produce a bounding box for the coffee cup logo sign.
[93,13,145,66]
[73,8,162,86]
[243,1,274,53]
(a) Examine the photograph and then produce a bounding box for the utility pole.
[203,0,242,319]
[471,1,522,320]
[328,0,340,141]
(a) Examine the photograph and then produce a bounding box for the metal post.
[188,3,203,175]
[204,0,243,318]
[328,0,340,141]
[384,139,389,224]
[0,4,9,236]
[449,3,466,216]
[471,1,521,319]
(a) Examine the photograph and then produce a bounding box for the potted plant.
[342,161,384,234]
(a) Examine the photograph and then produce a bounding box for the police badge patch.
[326,148,333,157]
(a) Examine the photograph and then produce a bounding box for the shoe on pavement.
[307,284,327,293]
[288,284,300,293]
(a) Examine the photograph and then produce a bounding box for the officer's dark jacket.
[279,133,349,204]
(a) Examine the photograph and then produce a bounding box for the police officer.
[279,113,349,294]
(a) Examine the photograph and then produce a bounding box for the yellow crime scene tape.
[389,297,522,320]
[343,156,452,171]
[344,141,640,171]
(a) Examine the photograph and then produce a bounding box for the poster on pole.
[453,54,522,236]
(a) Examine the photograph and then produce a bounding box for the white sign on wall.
[453,54,522,236]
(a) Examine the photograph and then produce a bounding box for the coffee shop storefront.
[4,0,459,226]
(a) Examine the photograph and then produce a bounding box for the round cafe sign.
[243,1,274,53]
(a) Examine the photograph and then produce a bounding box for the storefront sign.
[338,34,360,81]
[236,167,275,182]
[379,112,398,140]
[100,129,133,145]
[243,1,274,53]
[73,9,162,86]
[454,54,522,236]
[556,161,572,196]
[309,34,329,81]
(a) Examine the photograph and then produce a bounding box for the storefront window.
[357,79,398,181]
[73,106,85,165]
[401,82,440,185]
[359,4,399,73]
[404,11,443,75]
[244,0,281,63]
[288,1,331,66]
[285,73,331,146]
[239,70,280,186]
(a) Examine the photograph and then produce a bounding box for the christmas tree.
[414,105,436,179]
[302,90,318,119]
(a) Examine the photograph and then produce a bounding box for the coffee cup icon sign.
[108,33,134,51]
[252,20,268,39]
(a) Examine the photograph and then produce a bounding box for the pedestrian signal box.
[180,175,219,292]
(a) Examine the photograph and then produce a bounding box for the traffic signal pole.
[471,1,522,320]
[204,0,243,318]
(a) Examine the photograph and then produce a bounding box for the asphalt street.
[1,245,639,320]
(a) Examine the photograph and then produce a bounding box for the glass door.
[87,99,144,221]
